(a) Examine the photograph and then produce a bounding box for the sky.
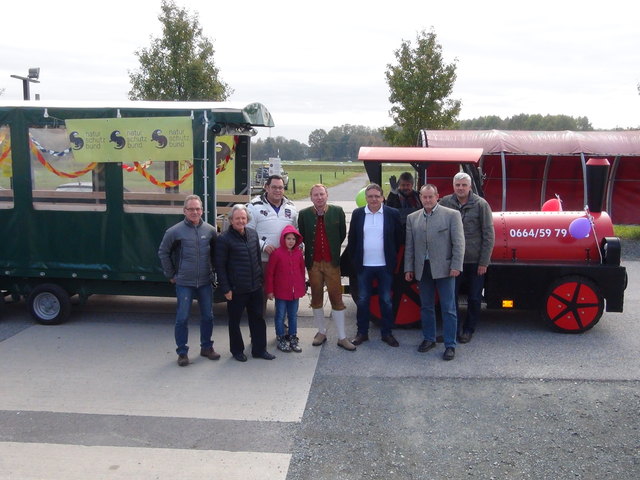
[1,0,638,144]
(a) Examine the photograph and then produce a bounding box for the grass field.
[279,161,414,200]
[614,225,640,240]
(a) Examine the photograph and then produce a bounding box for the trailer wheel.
[542,276,604,333]
[27,284,71,325]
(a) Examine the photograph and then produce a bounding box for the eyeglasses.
[269,185,285,190]
[185,208,202,212]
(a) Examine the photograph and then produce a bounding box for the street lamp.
[10,67,40,100]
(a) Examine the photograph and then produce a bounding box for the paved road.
[1,179,638,478]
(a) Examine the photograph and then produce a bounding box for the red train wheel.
[542,276,604,333]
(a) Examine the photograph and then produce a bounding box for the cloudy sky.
[1,0,638,143]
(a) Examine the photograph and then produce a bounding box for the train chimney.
[586,158,610,213]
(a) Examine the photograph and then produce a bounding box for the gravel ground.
[289,377,640,479]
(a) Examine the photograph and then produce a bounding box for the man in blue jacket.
[348,184,402,347]
[158,195,219,367]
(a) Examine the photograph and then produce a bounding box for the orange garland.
[30,141,97,179]
[133,161,193,188]
[8,138,195,187]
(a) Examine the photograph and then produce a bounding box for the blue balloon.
[569,217,591,239]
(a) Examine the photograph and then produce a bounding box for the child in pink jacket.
[265,224,306,352]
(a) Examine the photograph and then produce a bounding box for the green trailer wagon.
[0,100,274,324]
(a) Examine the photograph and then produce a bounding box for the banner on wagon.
[66,117,193,163]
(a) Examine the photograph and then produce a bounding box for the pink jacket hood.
[279,225,303,249]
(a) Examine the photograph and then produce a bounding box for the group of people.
[158,170,494,366]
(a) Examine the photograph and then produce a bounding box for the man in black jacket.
[215,204,275,362]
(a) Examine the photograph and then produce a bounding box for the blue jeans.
[274,298,299,337]
[356,265,394,337]
[175,284,214,355]
[455,263,485,335]
[418,261,457,348]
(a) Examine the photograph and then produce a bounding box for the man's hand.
[263,244,276,255]
[405,271,414,282]
[224,291,233,301]
[169,278,176,284]
[389,175,398,194]
[450,269,461,277]
[477,265,488,275]
[267,293,274,300]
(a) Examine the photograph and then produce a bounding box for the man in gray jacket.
[405,185,465,361]
[158,195,219,367]
[440,172,495,344]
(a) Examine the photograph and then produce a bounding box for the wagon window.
[122,159,193,214]
[29,127,106,211]
[0,125,14,209]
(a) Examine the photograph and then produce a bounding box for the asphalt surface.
[1,177,638,479]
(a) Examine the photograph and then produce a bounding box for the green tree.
[383,29,461,146]
[128,0,231,101]
[308,129,328,159]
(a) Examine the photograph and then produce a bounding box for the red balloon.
[542,198,562,212]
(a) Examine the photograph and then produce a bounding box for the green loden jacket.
[297,204,346,269]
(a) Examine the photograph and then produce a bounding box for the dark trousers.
[454,263,485,334]
[226,288,267,356]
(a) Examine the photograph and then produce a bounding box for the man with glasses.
[158,195,219,367]
[247,174,298,318]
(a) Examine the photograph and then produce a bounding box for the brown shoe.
[312,332,327,346]
[337,338,356,351]
[351,333,369,345]
[381,335,399,347]
[200,347,221,360]
[177,354,189,366]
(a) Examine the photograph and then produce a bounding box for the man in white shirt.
[347,184,402,347]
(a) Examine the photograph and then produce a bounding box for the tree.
[308,129,328,159]
[457,114,593,131]
[128,0,231,101]
[383,29,461,146]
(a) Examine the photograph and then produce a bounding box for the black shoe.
[233,353,247,362]
[252,351,276,360]
[417,340,436,353]
[443,347,455,361]
[381,335,400,347]
[351,333,369,346]
[458,332,473,344]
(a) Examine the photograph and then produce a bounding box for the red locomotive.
[356,147,627,333]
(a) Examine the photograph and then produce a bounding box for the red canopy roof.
[358,146,483,164]
[420,130,640,156]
